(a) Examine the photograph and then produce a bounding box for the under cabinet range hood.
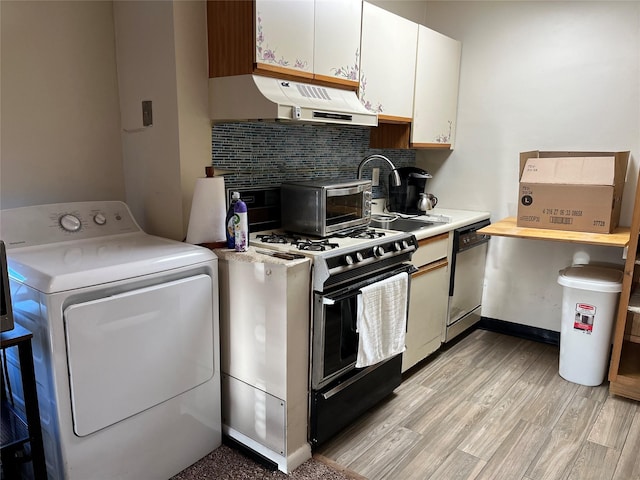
[209,75,377,127]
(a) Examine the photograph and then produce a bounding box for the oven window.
[323,296,358,377]
[326,193,363,227]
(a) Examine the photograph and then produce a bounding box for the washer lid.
[557,264,623,293]
[7,233,216,293]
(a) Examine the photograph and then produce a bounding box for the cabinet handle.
[413,258,448,278]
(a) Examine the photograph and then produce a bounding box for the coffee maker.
[388,167,433,214]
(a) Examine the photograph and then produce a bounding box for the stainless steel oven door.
[311,264,414,390]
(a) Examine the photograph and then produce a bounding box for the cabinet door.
[255,0,315,77]
[411,25,461,149]
[402,259,448,372]
[314,0,362,88]
[360,2,418,121]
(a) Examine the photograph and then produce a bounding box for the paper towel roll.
[186,176,227,244]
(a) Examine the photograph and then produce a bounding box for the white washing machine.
[1,201,221,480]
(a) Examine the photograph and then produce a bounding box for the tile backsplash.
[211,122,415,199]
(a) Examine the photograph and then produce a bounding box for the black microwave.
[1,240,15,332]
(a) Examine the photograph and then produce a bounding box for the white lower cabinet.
[216,250,312,473]
[402,234,450,372]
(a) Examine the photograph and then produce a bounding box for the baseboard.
[222,434,278,471]
[479,317,560,346]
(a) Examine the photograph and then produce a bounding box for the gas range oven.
[250,226,418,446]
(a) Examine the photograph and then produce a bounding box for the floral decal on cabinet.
[332,50,382,113]
[331,50,360,81]
[256,14,309,70]
[434,120,453,143]
[359,75,383,113]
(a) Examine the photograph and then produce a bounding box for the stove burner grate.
[294,239,340,251]
[333,228,386,240]
[256,233,299,244]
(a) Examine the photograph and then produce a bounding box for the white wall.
[418,1,640,331]
[0,1,125,209]
[113,0,210,241]
[1,1,209,242]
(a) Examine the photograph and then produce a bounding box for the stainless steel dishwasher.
[445,219,491,342]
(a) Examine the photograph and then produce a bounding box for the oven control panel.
[314,233,419,290]
[325,234,417,270]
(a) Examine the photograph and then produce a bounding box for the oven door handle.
[320,360,389,400]
[322,290,362,305]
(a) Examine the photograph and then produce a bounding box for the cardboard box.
[517,151,629,233]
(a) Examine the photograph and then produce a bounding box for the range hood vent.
[209,75,377,127]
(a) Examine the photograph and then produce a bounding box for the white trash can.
[557,264,623,386]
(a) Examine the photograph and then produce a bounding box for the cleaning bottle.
[233,194,249,252]
[226,192,240,249]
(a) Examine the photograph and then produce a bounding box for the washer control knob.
[59,214,82,232]
[345,255,354,265]
[93,213,107,225]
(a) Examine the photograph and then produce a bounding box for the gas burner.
[333,227,386,240]
[256,233,298,244]
[294,239,340,251]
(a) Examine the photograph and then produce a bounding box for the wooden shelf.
[610,341,640,401]
[627,290,640,314]
[609,166,640,402]
[479,217,631,247]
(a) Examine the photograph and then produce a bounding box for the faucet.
[357,154,402,186]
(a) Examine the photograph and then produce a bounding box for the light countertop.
[371,201,491,240]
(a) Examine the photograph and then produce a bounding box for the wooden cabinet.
[402,233,449,373]
[360,1,418,122]
[410,25,462,149]
[609,170,640,401]
[207,0,362,89]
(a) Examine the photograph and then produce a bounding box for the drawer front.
[411,233,449,268]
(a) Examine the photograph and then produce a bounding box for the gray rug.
[171,444,365,480]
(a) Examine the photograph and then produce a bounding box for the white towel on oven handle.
[355,271,408,368]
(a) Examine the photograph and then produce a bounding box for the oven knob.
[355,251,364,262]
[374,245,385,257]
[59,214,82,232]
[394,241,402,251]
[344,255,354,265]
[402,240,410,249]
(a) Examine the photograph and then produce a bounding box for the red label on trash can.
[574,303,595,334]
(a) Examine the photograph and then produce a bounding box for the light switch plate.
[142,100,153,127]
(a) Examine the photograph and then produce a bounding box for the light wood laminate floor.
[318,329,640,480]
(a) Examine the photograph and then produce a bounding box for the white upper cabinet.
[314,0,362,88]
[208,0,362,88]
[359,2,418,121]
[255,0,315,76]
[411,25,462,148]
